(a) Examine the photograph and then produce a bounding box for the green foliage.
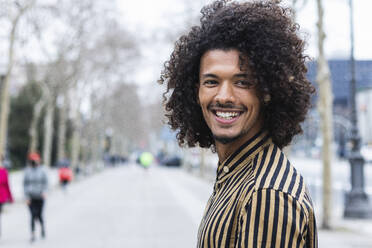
[8,80,75,169]
[8,81,41,169]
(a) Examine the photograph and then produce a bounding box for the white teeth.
[216,111,239,119]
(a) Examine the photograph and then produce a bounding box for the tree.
[25,0,131,167]
[100,83,144,152]
[291,0,308,20]
[316,0,334,229]
[3,0,140,170]
[24,62,45,154]
[8,81,41,168]
[0,0,36,159]
[55,0,139,170]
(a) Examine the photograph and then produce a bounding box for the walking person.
[0,155,13,238]
[159,0,317,247]
[58,159,73,191]
[23,152,48,242]
[139,152,154,170]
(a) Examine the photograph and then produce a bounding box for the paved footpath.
[1,163,372,247]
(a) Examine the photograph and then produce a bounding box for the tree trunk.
[200,148,205,178]
[91,132,102,172]
[42,98,55,167]
[28,97,44,153]
[71,116,81,173]
[69,87,84,173]
[57,93,69,162]
[316,0,334,230]
[84,122,101,171]
[0,15,21,158]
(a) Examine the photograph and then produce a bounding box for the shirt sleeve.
[236,188,314,248]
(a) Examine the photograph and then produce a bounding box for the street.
[1,163,372,247]
[1,164,212,248]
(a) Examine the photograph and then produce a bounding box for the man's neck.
[215,135,250,163]
[215,129,264,163]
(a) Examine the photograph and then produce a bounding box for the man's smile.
[210,109,244,124]
[215,111,240,119]
[208,104,246,124]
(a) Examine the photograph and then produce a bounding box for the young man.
[24,152,48,242]
[159,0,317,247]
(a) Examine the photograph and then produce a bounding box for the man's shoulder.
[252,143,310,204]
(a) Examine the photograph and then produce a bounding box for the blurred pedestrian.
[139,152,153,170]
[58,167,73,188]
[23,152,48,242]
[0,155,13,238]
[57,159,73,190]
[160,0,318,247]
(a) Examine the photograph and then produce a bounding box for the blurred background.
[0,0,372,247]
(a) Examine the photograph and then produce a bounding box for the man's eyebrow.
[201,73,249,78]
[201,73,219,79]
[234,73,249,78]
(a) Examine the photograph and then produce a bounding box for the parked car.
[161,155,182,167]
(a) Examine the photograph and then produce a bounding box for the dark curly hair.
[159,0,315,149]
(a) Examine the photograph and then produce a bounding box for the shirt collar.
[216,130,271,181]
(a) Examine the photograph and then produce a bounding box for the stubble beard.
[213,131,246,145]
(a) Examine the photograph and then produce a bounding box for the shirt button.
[223,166,229,173]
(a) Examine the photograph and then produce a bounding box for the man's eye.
[203,80,218,86]
[236,80,255,88]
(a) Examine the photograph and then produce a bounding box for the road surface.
[1,163,372,247]
[1,164,211,248]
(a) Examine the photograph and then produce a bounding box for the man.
[159,0,317,247]
[24,152,48,242]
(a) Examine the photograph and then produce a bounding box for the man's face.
[198,49,263,145]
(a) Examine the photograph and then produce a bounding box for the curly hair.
[159,0,315,149]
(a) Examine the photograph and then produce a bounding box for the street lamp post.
[344,0,372,218]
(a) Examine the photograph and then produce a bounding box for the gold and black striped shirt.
[197,131,317,248]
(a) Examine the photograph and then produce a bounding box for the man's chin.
[213,134,241,145]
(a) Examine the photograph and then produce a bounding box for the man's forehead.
[200,49,253,75]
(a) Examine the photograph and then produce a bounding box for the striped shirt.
[197,131,317,248]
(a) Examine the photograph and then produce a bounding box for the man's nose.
[215,82,235,104]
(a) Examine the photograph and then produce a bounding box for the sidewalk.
[318,218,372,247]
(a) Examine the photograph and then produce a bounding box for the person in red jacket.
[58,166,73,188]
[57,159,73,190]
[0,155,13,237]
